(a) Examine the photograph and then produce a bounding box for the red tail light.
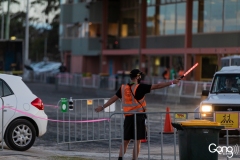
[31,98,44,110]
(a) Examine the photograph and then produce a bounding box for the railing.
[22,71,212,99]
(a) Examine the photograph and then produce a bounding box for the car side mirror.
[202,90,209,96]
[201,90,209,101]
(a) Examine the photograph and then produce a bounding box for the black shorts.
[124,114,146,140]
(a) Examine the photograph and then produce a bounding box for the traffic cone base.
[163,107,174,134]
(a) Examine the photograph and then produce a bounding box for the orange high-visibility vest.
[121,84,146,116]
[178,70,184,77]
[164,70,170,80]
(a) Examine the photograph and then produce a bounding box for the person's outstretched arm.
[95,95,119,112]
[151,79,179,90]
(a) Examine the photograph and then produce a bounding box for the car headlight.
[201,105,212,112]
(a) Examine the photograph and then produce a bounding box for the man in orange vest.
[95,69,179,160]
[162,66,170,80]
[178,66,185,80]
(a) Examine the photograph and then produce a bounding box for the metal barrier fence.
[56,98,123,148]
[56,98,240,160]
[23,72,212,99]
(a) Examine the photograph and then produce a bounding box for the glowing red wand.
[179,63,198,80]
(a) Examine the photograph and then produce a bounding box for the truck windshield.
[211,74,240,93]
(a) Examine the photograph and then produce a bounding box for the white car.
[0,74,48,151]
[194,66,240,136]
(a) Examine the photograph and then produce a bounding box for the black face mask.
[137,77,141,84]
[137,72,143,84]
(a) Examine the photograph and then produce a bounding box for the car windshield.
[211,74,240,93]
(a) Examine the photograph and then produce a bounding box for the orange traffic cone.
[141,139,147,143]
[163,107,174,134]
[141,129,148,143]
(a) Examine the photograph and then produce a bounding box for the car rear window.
[0,80,13,97]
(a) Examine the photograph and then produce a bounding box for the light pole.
[3,0,22,40]
[5,0,10,40]
[0,5,4,40]
[138,0,142,70]
[25,0,29,64]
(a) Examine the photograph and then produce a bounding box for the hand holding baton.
[178,63,199,80]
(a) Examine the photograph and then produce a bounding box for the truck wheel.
[4,119,36,151]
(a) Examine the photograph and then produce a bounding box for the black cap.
[130,69,142,78]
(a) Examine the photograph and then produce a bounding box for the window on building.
[120,9,140,37]
[59,24,63,38]
[78,22,89,38]
[120,0,141,37]
[89,23,101,37]
[203,0,223,32]
[147,1,186,35]
[63,22,102,38]
[107,23,118,49]
[66,24,74,38]
[60,0,66,4]
[108,23,118,37]
[67,0,73,4]
[193,0,203,33]
[224,0,238,31]
[200,0,240,33]
[176,2,186,34]
[160,4,175,35]
[201,55,218,79]
[121,0,139,8]
[147,0,159,6]
[64,24,79,38]
[147,6,158,35]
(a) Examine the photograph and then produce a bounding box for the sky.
[1,0,56,28]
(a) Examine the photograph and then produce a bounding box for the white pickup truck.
[195,66,240,136]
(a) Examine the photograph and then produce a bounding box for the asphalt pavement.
[1,82,240,160]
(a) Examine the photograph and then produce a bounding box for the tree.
[31,0,60,23]
[1,0,60,62]
[31,0,60,61]
[0,0,20,39]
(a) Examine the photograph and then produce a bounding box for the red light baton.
[179,63,198,80]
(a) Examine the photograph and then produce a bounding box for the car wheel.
[4,128,13,150]
[5,119,36,151]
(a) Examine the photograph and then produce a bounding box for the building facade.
[60,0,240,81]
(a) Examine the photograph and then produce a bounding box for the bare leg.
[132,140,141,160]
[118,140,130,158]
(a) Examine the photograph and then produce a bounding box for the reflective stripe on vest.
[121,84,146,116]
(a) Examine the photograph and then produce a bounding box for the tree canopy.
[0,0,60,62]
